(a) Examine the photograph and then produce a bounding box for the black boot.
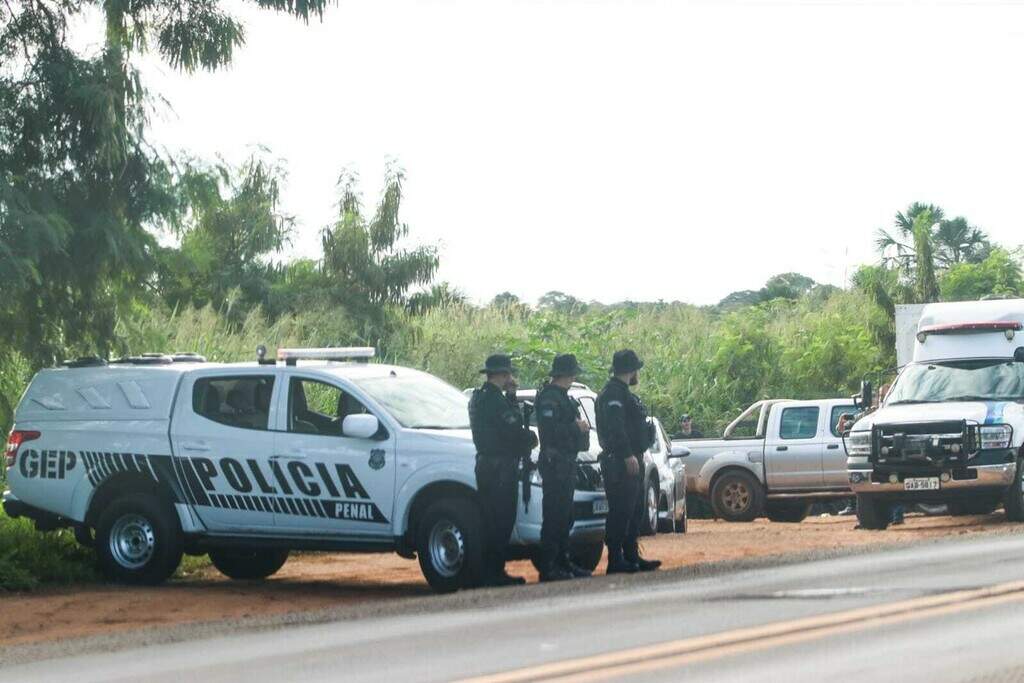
[560,553,592,578]
[624,543,661,572]
[606,546,639,574]
[540,564,574,582]
[486,569,527,587]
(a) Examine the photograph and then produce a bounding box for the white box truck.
[846,300,1024,529]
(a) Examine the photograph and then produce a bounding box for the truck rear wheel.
[710,470,764,522]
[416,498,484,593]
[855,494,891,530]
[765,502,811,523]
[95,492,183,585]
[209,549,290,580]
[1005,458,1024,522]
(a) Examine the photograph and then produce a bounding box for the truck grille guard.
[575,461,604,491]
[870,419,980,469]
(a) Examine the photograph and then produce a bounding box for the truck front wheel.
[855,494,891,530]
[765,502,811,523]
[1005,458,1024,522]
[416,498,485,593]
[710,470,764,522]
[95,492,183,585]
[210,549,290,580]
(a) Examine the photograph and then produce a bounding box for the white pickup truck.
[672,398,856,522]
[2,348,608,592]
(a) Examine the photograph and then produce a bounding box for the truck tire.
[855,494,891,530]
[1005,458,1024,522]
[95,492,183,585]
[416,498,484,593]
[949,499,999,516]
[710,470,764,522]
[209,549,289,580]
[765,502,811,523]
[640,478,660,536]
[674,492,688,533]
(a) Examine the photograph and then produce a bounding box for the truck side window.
[192,376,275,431]
[780,406,819,440]
[829,405,856,437]
[288,378,372,437]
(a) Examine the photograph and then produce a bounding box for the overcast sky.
[139,0,1024,306]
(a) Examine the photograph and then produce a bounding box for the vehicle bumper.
[512,487,607,545]
[848,463,1015,498]
[2,490,70,530]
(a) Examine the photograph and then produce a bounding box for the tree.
[763,273,817,301]
[320,166,439,327]
[491,292,522,308]
[156,154,293,319]
[912,210,941,304]
[0,0,330,364]
[406,282,468,314]
[876,202,991,276]
[537,291,586,313]
[941,249,1024,301]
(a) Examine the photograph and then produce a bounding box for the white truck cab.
[846,300,1024,529]
[3,348,607,591]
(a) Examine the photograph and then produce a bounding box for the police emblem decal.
[369,449,386,470]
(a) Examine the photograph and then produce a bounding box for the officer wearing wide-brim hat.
[595,349,661,573]
[535,354,592,581]
[468,353,537,586]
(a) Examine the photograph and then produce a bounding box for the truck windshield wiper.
[944,395,1002,402]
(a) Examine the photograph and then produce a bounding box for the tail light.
[5,430,40,468]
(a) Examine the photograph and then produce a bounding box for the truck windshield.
[886,360,1024,405]
[354,372,471,429]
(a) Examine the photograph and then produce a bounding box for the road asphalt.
[6,532,1024,682]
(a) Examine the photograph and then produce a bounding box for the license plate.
[904,477,940,491]
[593,499,609,515]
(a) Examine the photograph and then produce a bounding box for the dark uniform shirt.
[536,383,590,461]
[469,382,536,459]
[596,377,653,461]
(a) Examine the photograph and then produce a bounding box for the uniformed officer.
[536,354,593,582]
[596,349,662,574]
[469,353,538,586]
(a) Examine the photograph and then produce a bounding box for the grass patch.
[0,508,98,591]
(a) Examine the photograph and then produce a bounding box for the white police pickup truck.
[2,348,607,592]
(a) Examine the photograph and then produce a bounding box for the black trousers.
[539,459,575,570]
[601,458,643,551]
[475,456,519,576]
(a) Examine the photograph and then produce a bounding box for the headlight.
[980,424,1013,450]
[530,469,543,486]
[845,431,872,456]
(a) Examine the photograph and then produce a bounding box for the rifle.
[506,385,535,512]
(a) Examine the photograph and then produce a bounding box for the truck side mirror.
[855,380,873,409]
[1015,347,1024,363]
[342,414,380,439]
[669,444,690,459]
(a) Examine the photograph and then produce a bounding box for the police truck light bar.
[916,321,1022,343]
[276,347,376,365]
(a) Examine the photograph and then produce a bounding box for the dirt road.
[1,513,1016,649]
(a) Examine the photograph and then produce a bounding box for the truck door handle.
[180,441,210,452]
[273,451,307,460]
[827,444,840,450]
[776,446,788,451]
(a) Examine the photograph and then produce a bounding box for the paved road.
[6,533,1024,682]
